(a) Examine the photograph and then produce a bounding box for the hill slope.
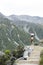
[0,13,43,51]
[0,13,31,51]
[8,15,43,40]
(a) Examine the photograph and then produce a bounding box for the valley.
[0,13,43,65]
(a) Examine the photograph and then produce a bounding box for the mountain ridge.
[8,14,43,24]
[0,12,43,51]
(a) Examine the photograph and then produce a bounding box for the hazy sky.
[0,0,43,17]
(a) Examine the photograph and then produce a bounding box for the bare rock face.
[0,51,5,56]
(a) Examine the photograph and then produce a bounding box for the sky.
[0,0,43,17]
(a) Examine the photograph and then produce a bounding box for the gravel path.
[15,63,38,65]
[15,46,43,65]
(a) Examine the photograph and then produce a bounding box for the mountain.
[0,13,43,51]
[8,15,43,24]
[8,15,27,27]
[8,14,43,40]
[24,23,43,40]
[0,13,31,51]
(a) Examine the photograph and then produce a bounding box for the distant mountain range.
[8,14,43,40]
[8,14,43,24]
[0,12,43,50]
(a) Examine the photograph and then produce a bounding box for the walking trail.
[15,45,43,65]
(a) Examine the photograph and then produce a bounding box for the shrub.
[5,50,10,55]
[12,45,24,58]
[39,50,43,65]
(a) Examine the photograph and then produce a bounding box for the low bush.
[39,50,43,65]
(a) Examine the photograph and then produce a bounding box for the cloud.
[0,0,43,17]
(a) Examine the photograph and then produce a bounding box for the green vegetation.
[39,50,43,65]
[0,52,11,65]
[5,50,10,55]
[1,12,43,65]
[12,44,24,58]
[0,13,43,51]
[27,23,43,39]
[0,18,30,50]
[0,44,24,65]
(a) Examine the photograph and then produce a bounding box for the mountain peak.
[0,12,5,18]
